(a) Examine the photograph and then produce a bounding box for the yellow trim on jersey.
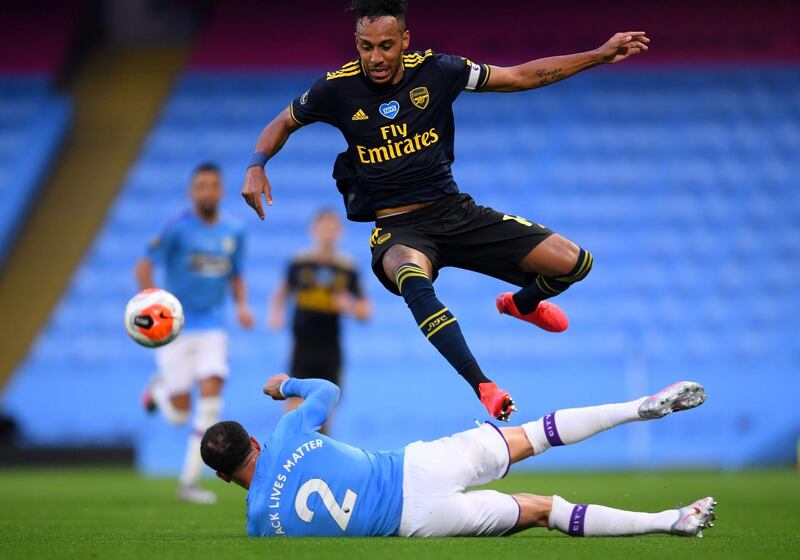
[426,317,457,339]
[327,59,362,80]
[403,49,433,59]
[479,64,491,89]
[418,307,449,329]
[327,68,362,80]
[289,103,305,125]
[403,49,434,68]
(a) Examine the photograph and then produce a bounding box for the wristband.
[279,378,291,398]
[247,151,268,169]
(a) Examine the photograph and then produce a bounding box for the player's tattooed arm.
[535,67,565,87]
[242,106,303,220]
[482,31,649,93]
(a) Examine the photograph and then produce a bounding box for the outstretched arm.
[242,106,303,220]
[263,374,340,433]
[482,32,649,93]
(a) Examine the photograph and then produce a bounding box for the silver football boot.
[671,497,717,537]
[638,381,706,419]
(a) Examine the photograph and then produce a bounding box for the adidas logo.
[351,109,369,121]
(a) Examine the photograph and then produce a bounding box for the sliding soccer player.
[202,375,714,538]
[241,0,650,420]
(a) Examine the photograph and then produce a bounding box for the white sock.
[151,380,189,426]
[179,397,222,487]
[549,495,679,536]
[522,397,647,454]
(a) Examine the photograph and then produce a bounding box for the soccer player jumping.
[242,0,650,420]
[201,375,714,538]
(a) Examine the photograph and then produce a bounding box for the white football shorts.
[154,329,229,395]
[398,423,519,537]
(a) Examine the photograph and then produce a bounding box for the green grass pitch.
[1,469,798,559]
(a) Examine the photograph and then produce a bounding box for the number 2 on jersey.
[294,478,358,531]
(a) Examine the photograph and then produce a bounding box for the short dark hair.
[349,0,407,25]
[193,162,221,176]
[200,421,251,477]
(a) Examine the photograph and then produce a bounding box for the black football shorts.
[289,341,342,385]
[369,193,554,295]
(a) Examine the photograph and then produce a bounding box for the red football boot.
[496,293,569,333]
[478,382,517,422]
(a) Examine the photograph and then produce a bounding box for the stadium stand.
[0,78,71,264]
[0,2,81,264]
[2,1,798,474]
[190,0,800,68]
[3,64,799,472]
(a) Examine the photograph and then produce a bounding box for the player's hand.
[237,303,255,329]
[242,166,272,220]
[263,373,289,400]
[596,32,650,64]
[333,292,356,314]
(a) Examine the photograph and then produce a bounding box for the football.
[124,288,184,348]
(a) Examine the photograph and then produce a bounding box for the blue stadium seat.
[0,76,72,264]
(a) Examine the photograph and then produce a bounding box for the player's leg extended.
[508,493,716,537]
[501,381,706,458]
[497,234,592,332]
[381,244,515,420]
[495,381,711,537]
[400,417,711,538]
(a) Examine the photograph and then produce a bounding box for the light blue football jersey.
[246,379,404,537]
[146,211,245,330]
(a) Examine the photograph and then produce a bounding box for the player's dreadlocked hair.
[349,0,408,26]
[200,421,252,477]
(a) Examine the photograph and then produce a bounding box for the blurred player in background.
[135,162,254,504]
[201,375,713,538]
[268,209,371,433]
[241,0,650,421]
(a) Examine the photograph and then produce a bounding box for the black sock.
[396,263,490,395]
[512,249,594,314]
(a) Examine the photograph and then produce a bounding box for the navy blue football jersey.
[290,51,490,218]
